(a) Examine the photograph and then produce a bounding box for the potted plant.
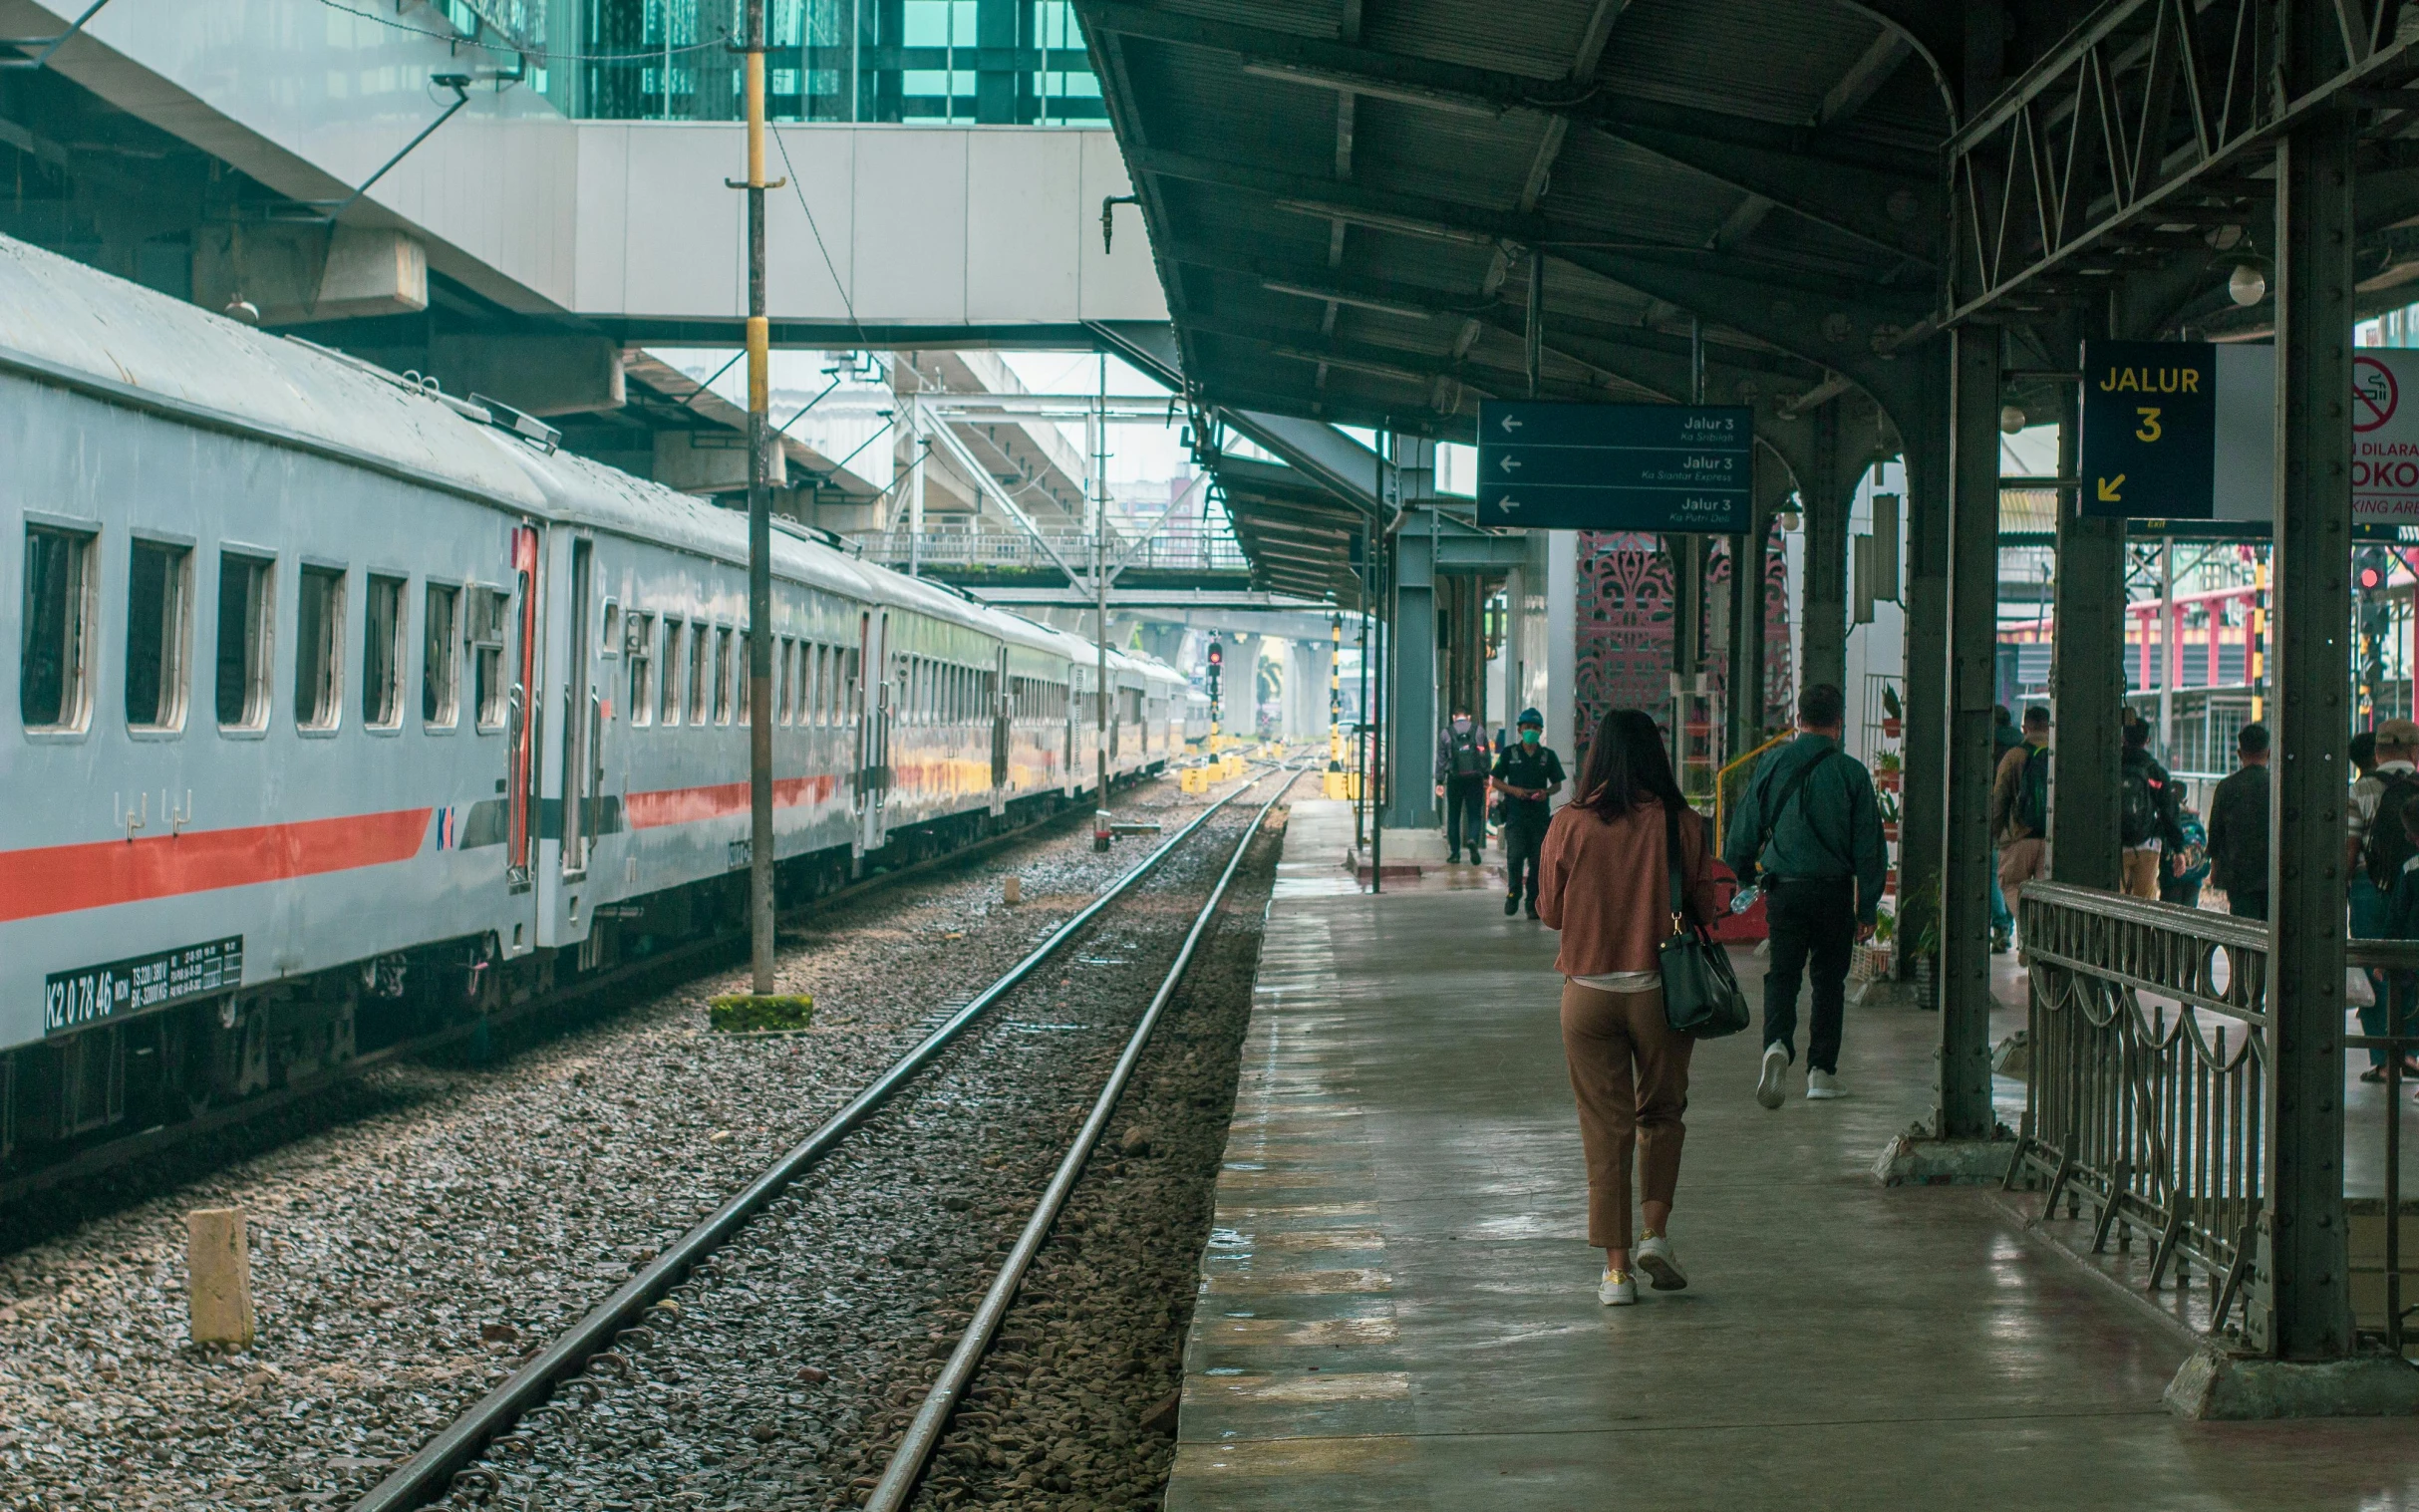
[1875,786,1900,841]
[1873,751,1902,792]
[1881,684,1904,741]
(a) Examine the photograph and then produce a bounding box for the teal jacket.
[1721,733,1889,924]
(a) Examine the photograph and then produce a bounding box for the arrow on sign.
[1498,455,1522,473]
[1495,495,1522,512]
[1498,414,1523,435]
[2097,474,2125,503]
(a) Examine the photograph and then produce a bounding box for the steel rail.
[863,764,1306,1512]
[1,788,1129,1209]
[351,773,1271,1512]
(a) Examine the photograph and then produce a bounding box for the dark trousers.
[1504,813,1548,903]
[1762,876,1855,1075]
[1444,775,1488,859]
[2228,889,2268,921]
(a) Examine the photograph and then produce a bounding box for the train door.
[856,610,890,853]
[990,646,1011,812]
[561,537,595,878]
[506,524,541,893]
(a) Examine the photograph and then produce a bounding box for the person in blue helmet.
[1491,707,1567,917]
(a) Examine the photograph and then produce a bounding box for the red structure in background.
[1572,521,1793,763]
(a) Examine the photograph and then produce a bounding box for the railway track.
[0,778,1197,1217]
[350,764,1302,1511]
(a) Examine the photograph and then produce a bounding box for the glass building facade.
[543,0,1103,125]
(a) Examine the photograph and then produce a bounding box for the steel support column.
[1383,443,1439,831]
[2050,351,2125,893]
[2253,97,2356,1361]
[1937,325,2000,1139]
[1897,371,1950,981]
[1800,406,1850,699]
[1726,466,1773,757]
[1669,533,1703,757]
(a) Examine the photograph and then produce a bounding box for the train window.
[777,638,793,725]
[714,627,734,725]
[125,539,191,733]
[687,623,710,726]
[214,552,273,731]
[20,523,95,733]
[843,646,861,722]
[294,566,346,731]
[627,612,654,726]
[601,600,620,660]
[811,644,829,725]
[361,575,405,730]
[423,583,459,727]
[661,620,685,727]
[468,586,510,732]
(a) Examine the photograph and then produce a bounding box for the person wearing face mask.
[1492,707,1566,917]
[1435,710,1494,865]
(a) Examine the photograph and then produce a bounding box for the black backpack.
[2013,746,2052,836]
[2365,770,2419,889]
[2119,756,2167,847]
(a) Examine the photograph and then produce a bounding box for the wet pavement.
[1162,799,2419,1512]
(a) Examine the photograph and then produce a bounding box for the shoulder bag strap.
[1666,804,1692,932]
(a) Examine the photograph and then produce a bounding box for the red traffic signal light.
[1207,641,1224,667]
[2356,548,2391,593]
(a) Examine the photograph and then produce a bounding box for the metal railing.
[2008,883,2416,1355]
[858,527,1250,576]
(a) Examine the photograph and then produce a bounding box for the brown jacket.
[1538,799,1726,977]
[1991,739,2046,845]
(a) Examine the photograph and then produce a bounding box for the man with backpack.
[2206,723,2270,920]
[2118,713,2186,900]
[1433,710,1493,866]
[1722,684,1886,1109]
[1992,706,2054,924]
[2347,719,2419,1078]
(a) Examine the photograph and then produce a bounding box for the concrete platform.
[1166,800,2418,1510]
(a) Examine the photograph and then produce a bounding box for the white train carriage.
[0,234,1147,1161]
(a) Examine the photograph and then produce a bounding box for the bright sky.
[1000,351,1192,487]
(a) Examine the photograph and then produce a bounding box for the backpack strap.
[1665,803,1694,932]
[1757,749,1848,872]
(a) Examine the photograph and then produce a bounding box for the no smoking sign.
[2355,349,2419,521]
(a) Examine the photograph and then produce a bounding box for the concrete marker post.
[187,1208,255,1349]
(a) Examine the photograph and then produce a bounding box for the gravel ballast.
[0,772,1284,1512]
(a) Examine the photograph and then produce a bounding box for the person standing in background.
[2206,723,2270,921]
[1989,706,2023,952]
[1992,707,2054,927]
[1492,707,1566,919]
[1434,710,1492,866]
[2347,719,2419,1080]
[2118,713,2186,900]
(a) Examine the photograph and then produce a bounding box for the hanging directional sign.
[2080,339,2218,519]
[1474,401,1753,532]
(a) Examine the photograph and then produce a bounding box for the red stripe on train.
[623,774,842,829]
[0,808,434,924]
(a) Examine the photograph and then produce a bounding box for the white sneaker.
[1806,1068,1847,1099]
[1598,1266,1637,1306]
[1755,1045,1788,1109]
[1635,1234,1687,1291]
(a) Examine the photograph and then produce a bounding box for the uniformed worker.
[1434,710,1493,865]
[1492,707,1567,918]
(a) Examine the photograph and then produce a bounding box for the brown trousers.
[1559,981,1692,1250]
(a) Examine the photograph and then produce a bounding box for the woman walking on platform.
[1538,709,1726,1306]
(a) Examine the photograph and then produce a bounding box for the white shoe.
[1806,1068,1847,1100]
[1598,1266,1637,1306]
[1755,1045,1787,1109]
[1635,1234,1687,1292]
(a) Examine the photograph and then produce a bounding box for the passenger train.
[0,233,1197,1165]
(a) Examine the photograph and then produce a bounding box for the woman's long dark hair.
[1574,708,1687,820]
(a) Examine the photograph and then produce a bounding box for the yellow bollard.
[1323,770,1349,799]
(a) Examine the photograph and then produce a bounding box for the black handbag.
[1659,806,1752,1039]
